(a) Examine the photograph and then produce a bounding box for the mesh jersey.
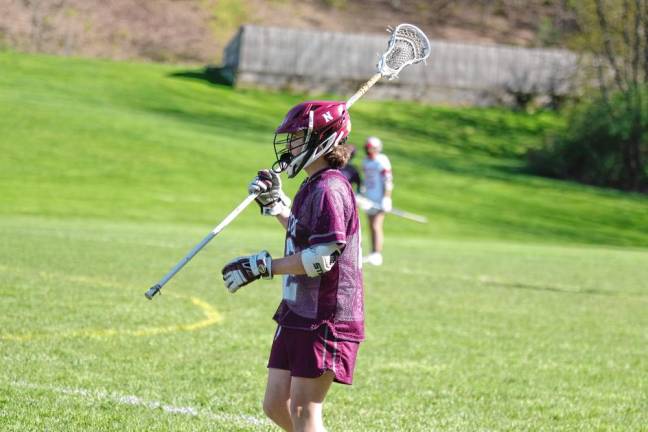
[273,169,365,342]
[362,154,392,202]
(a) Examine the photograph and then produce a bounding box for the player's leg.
[367,213,377,253]
[265,326,294,430]
[263,368,294,431]
[364,212,384,265]
[289,371,335,432]
[371,212,385,253]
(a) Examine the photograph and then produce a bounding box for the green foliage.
[538,1,648,192]
[566,0,643,56]
[323,0,347,8]
[528,87,648,191]
[536,16,562,47]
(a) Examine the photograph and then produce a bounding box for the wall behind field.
[225,25,579,106]
[0,0,579,106]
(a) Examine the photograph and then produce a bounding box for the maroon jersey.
[340,164,362,193]
[273,169,364,341]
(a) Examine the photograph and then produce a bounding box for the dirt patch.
[0,0,573,64]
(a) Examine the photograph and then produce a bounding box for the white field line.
[10,380,267,428]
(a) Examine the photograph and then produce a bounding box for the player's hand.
[248,170,291,216]
[381,197,392,212]
[355,194,374,211]
[222,250,273,293]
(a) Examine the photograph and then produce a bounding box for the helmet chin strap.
[301,132,339,171]
[272,152,292,174]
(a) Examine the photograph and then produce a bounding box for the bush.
[527,87,648,192]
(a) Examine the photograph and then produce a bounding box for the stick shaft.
[145,193,258,299]
[389,208,428,224]
[345,73,382,110]
[355,195,428,224]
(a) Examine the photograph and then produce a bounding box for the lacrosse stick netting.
[346,23,431,109]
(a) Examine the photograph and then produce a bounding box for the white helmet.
[364,136,382,152]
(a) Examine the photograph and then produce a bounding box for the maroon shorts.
[267,325,360,385]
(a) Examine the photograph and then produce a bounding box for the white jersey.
[362,153,393,202]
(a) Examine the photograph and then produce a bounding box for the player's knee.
[289,401,315,423]
[262,398,284,422]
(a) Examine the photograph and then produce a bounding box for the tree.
[569,0,647,191]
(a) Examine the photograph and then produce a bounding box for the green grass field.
[1,51,647,431]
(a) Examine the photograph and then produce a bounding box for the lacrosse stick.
[355,195,428,224]
[145,193,258,299]
[145,24,430,300]
[346,23,431,109]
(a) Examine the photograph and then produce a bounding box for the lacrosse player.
[361,136,393,266]
[221,101,364,432]
[339,144,362,193]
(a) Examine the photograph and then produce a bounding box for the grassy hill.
[1,51,647,431]
[1,50,647,247]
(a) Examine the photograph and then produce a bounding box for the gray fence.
[223,25,579,106]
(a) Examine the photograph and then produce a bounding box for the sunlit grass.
[0,51,647,431]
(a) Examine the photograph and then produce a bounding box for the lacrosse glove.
[248,169,291,216]
[222,250,273,293]
[381,196,392,212]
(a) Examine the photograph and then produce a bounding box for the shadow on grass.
[168,66,235,87]
[148,106,273,135]
[484,280,643,297]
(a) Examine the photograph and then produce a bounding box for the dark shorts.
[267,325,360,385]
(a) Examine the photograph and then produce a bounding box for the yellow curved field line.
[0,267,223,341]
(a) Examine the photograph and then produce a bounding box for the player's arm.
[353,167,363,194]
[271,253,305,275]
[273,206,291,229]
[381,159,393,210]
[273,242,342,276]
[222,242,342,292]
[222,187,347,292]
[381,167,393,195]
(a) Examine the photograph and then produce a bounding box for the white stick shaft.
[389,208,428,224]
[345,73,382,110]
[153,193,258,290]
[356,195,427,224]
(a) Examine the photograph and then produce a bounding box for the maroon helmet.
[273,100,351,178]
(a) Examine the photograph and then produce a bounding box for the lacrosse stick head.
[378,23,430,80]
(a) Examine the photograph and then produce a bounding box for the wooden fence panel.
[225,25,579,105]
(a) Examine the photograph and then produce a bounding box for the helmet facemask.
[272,130,309,175]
